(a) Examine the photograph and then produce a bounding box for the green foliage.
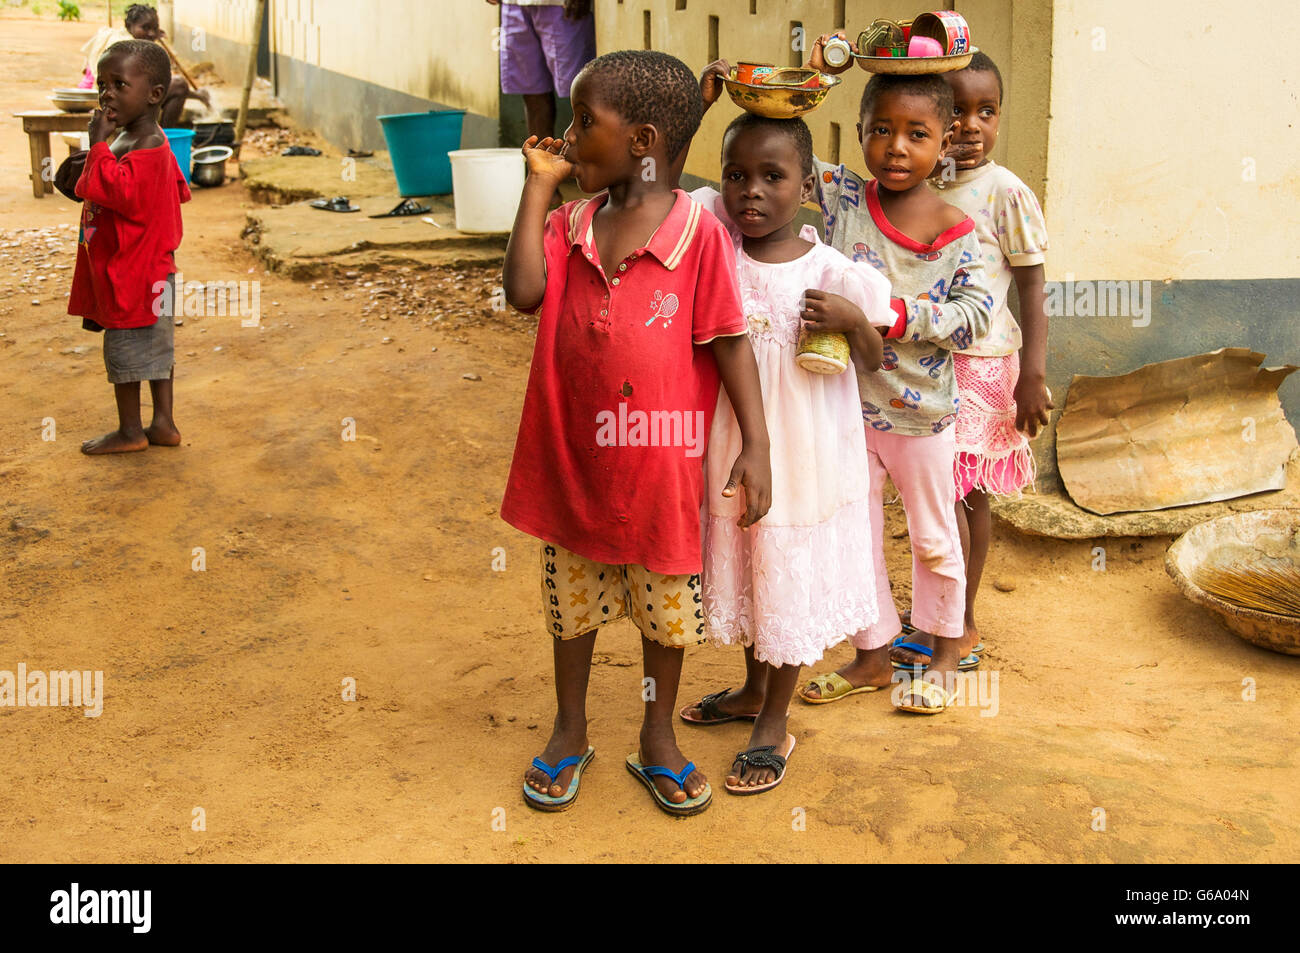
[58,0,80,20]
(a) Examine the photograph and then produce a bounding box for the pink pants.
[851,426,966,648]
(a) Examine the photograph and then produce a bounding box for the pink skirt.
[952,351,1035,500]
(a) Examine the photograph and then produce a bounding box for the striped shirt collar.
[566,189,702,271]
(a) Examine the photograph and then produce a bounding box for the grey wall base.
[1035,277,1299,482]
[181,23,496,152]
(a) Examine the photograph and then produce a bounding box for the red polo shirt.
[502,189,746,575]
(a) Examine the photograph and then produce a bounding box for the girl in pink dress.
[679,112,895,794]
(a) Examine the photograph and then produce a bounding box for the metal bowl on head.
[853,48,976,74]
[722,68,839,118]
[1165,508,1300,655]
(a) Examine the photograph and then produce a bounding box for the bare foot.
[81,430,148,454]
[959,621,981,658]
[144,422,181,446]
[523,716,589,799]
[638,725,707,804]
[801,648,894,699]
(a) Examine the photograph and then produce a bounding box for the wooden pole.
[232,0,267,156]
[158,36,198,91]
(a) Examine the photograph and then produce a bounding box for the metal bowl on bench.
[49,92,98,113]
[1165,508,1300,655]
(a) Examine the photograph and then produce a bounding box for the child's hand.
[722,443,772,529]
[800,289,865,334]
[700,59,732,107]
[87,108,114,145]
[1013,372,1053,437]
[521,135,573,184]
[807,30,855,74]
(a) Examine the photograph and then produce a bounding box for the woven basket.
[1165,509,1300,655]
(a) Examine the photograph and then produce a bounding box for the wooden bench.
[13,110,93,198]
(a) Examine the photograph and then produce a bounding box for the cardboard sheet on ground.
[1056,348,1298,515]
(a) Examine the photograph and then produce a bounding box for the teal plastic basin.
[163,127,195,183]
[378,109,465,196]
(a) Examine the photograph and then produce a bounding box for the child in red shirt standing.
[60,39,190,454]
[502,50,771,816]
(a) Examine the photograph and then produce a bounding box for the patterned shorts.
[541,542,705,648]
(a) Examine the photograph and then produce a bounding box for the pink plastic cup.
[907,35,944,57]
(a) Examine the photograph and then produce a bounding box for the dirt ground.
[1,11,1297,864]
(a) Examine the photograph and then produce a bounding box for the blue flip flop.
[522,746,595,812]
[889,639,933,669]
[625,754,712,817]
[891,651,982,672]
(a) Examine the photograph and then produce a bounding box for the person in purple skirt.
[487,0,596,141]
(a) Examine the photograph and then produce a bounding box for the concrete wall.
[597,1,1050,203]
[1035,0,1299,479]
[173,0,502,150]
[172,1,1298,477]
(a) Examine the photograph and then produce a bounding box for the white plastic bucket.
[447,149,526,233]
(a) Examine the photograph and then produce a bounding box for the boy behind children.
[501,50,771,815]
[61,40,191,454]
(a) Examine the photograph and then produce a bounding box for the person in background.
[79,5,211,127]
[486,0,596,143]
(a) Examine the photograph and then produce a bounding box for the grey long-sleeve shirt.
[814,157,993,436]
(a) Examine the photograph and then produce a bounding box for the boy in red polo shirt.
[503,50,771,816]
[59,40,190,454]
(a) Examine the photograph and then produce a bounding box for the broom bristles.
[1193,561,1300,618]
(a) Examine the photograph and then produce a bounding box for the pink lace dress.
[693,189,893,667]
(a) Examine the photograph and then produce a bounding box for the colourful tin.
[735,61,775,84]
[910,11,971,55]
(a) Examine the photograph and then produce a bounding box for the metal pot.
[191,145,233,188]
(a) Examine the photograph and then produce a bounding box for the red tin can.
[910,11,971,55]
[735,61,775,84]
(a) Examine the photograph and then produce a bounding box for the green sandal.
[797,671,884,705]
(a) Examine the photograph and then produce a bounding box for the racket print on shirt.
[646,290,680,328]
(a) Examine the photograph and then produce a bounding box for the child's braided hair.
[124,4,158,28]
[722,113,814,177]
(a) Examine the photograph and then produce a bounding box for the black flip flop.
[369,197,432,218]
[283,145,322,156]
[724,736,795,796]
[309,196,360,213]
[679,688,759,725]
